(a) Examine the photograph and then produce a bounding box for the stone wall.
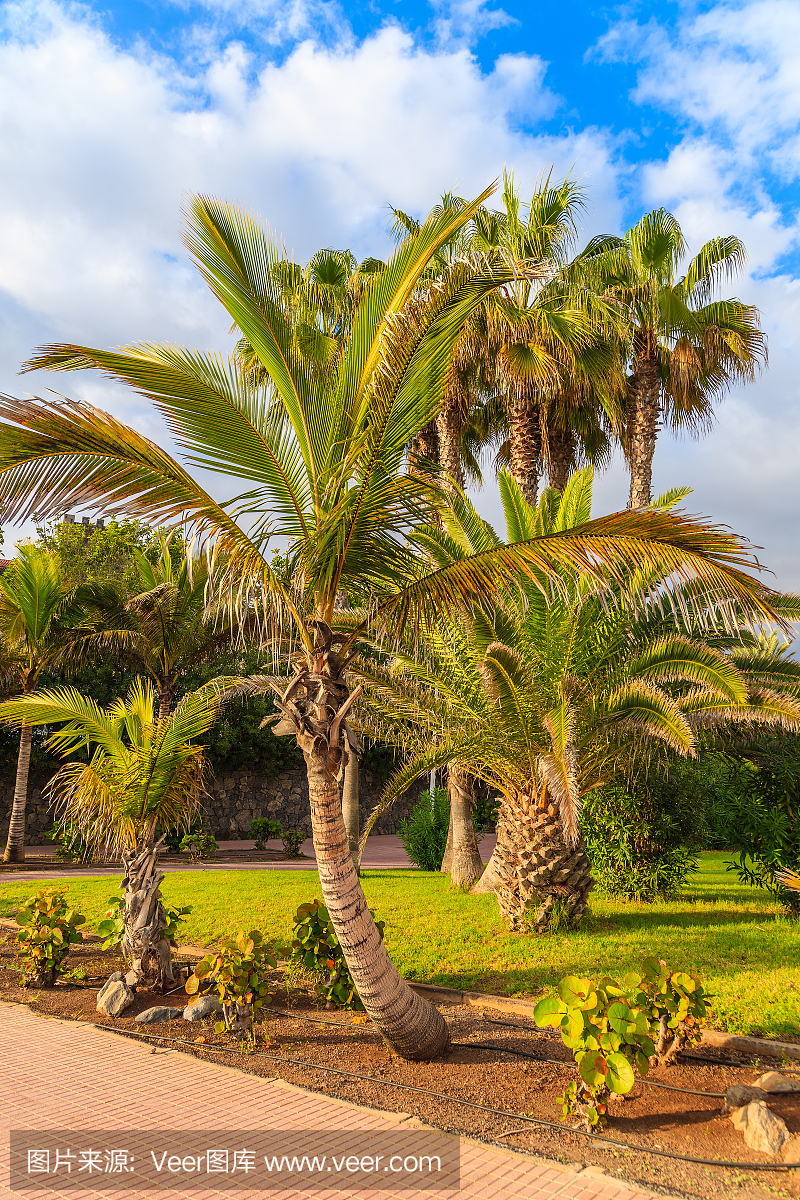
[0,766,424,845]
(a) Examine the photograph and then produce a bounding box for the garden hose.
[92,1023,800,1173]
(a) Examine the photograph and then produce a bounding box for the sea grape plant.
[186,929,277,1038]
[97,896,192,950]
[15,887,85,986]
[534,958,708,1129]
[291,898,385,1010]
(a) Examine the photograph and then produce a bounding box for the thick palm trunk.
[547,424,575,494]
[436,404,464,492]
[627,340,661,509]
[341,749,360,874]
[121,837,175,990]
[444,769,484,888]
[409,420,439,476]
[471,791,593,931]
[157,685,173,722]
[508,399,541,506]
[4,722,32,864]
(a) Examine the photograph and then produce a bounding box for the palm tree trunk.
[471,791,593,931]
[447,768,484,889]
[121,837,175,990]
[341,749,360,874]
[436,404,464,492]
[158,685,173,722]
[508,397,541,506]
[3,723,32,864]
[546,423,575,493]
[409,420,439,476]
[440,807,454,874]
[305,740,450,1060]
[627,342,661,509]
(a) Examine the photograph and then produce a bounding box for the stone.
[124,970,138,988]
[783,1137,800,1164]
[721,1083,768,1113]
[756,1071,800,1094]
[135,1006,183,1024]
[96,980,134,1017]
[183,995,224,1021]
[730,1101,789,1156]
[107,971,124,984]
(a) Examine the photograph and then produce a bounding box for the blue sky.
[0,0,798,589]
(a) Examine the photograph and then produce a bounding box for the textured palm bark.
[4,722,32,863]
[546,424,576,494]
[341,749,361,874]
[121,838,175,990]
[409,420,439,476]
[448,770,484,888]
[436,404,464,493]
[157,686,174,722]
[440,808,454,874]
[508,400,541,506]
[471,791,593,931]
[627,342,661,509]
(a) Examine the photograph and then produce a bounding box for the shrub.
[160,815,204,854]
[398,787,450,871]
[472,787,500,835]
[535,958,708,1129]
[582,770,705,900]
[187,930,277,1039]
[15,888,85,986]
[281,827,306,858]
[97,896,192,950]
[291,898,385,1010]
[45,820,98,864]
[180,832,218,861]
[250,817,282,849]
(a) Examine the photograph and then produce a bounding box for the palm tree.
[0,190,786,1057]
[0,677,247,987]
[360,471,800,929]
[0,544,95,863]
[595,209,766,508]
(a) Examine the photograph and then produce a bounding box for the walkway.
[1,835,498,883]
[0,1003,661,1200]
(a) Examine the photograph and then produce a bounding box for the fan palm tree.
[360,471,800,929]
[0,190,787,1057]
[594,209,766,508]
[0,676,249,987]
[0,544,98,863]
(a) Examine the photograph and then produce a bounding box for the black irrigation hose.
[92,1024,800,1173]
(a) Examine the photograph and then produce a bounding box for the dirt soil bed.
[1,932,799,1200]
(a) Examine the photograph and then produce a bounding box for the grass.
[1,852,798,1039]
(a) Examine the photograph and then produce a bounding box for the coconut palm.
[0,676,248,987]
[360,471,800,929]
[594,209,766,508]
[0,190,786,1058]
[0,544,98,863]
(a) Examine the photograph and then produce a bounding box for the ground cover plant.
[2,853,796,1038]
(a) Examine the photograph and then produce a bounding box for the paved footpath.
[0,1004,664,1200]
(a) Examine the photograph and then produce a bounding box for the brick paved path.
[0,1004,664,1200]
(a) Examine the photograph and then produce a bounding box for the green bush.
[291,898,384,1010]
[398,787,450,871]
[281,828,306,858]
[187,930,277,1037]
[45,820,98,864]
[582,770,705,900]
[180,832,218,861]
[15,888,85,986]
[250,818,282,849]
[97,896,192,950]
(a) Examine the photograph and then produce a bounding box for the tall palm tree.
[360,471,800,929]
[0,544,94,863]
[0,677,247,987]
[0,191,786,1057]
[595,209,766,508]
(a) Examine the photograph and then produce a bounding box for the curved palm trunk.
[341,748,360,874]
[436,404,464,493]
[272,621,449,1061]
[121,837,175,990]
[508,398,541,506]
[445,768,483,888]
[3,722,32,864]
[471,791,593,931]
[627,339,661,509]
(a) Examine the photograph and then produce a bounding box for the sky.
[0,0,798,589]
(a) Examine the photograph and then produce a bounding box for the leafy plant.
[291,898,385,1010]
[15,887,85,986]
[250,817,282,849]
[534,958,709,1129]
[180,831,218,861]
[398,787,450,872]
[45,820,99,864]
[161,815,203,854]
[186,929,277,1038]
[97,896,192,950]
[281,828,306,858]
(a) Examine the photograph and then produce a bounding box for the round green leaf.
[606,1052,635,1094]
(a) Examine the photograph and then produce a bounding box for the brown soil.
[2,932,799,1200]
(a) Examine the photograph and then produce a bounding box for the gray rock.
[756,1071,800,1094]
[124,970,138,988]
[183,994,224,1021]
[96,980,134,1017]
[107,971,124,983]
[135,1006,183,1025]
[730,1101,789,1156]
[722,1083,768,1113]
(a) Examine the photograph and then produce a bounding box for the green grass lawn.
[2,852,798,1039]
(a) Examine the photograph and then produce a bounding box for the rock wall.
[0,766,424,845]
